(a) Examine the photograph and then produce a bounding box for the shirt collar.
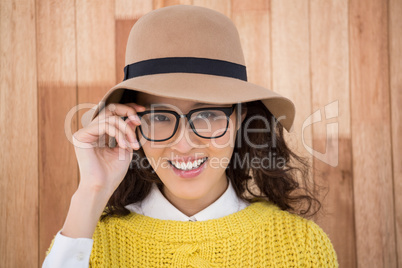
[126,176,248,221]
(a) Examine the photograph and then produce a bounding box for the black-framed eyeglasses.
[131,104,237,142]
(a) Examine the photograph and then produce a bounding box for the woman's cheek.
[210,125,237,148]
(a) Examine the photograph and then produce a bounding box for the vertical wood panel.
[0,1,38,267]
[310,1,356,267]
[36,0,78,264]
[76,0,116,127]
[271,0,313,210]
[349,0,397,267]
[153,0,193,9]
[271,0,311,135]
[231,0,270,89]
[115,0,153,20]
[193,0,231,18]
[230,1,271,197]
[389,0,402,266]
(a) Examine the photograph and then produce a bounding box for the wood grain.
[270,0,314,213]
[389,0,402,266]
[310,1,356,267]
[193,0,231,18]
[76,0,116,127]
[36,0,79,264]
[0,1,38,267]
[116,0,153,20]
[231,0,271,89]
[349,0,397,266]
[153,0,193,9]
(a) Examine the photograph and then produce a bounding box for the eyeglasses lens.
[139,110,229,141]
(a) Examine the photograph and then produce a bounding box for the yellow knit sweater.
[46,199,338,267]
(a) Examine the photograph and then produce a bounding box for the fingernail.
[131,141,140,149]
[128,114,138,121]
[130,115,141,124]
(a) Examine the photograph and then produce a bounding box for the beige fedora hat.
[81,4,295,132]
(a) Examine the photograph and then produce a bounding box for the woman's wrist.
[76,181,115,200]
[61,186,111,239]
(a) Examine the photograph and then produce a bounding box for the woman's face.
[134,92,246,207]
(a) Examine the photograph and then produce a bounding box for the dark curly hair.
[100,91,323,221]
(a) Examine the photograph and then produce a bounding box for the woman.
[43,4,338,267]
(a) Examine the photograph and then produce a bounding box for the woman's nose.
[169,118,204,151]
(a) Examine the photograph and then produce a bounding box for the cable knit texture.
[46,199,338,267]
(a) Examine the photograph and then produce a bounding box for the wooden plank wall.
[0,1,38,267]
[36,0,79,260]
[0,0,400,267]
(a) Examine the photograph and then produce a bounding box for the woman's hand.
[61,102,146,239]
[72,103,145,196]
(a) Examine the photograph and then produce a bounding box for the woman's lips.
[169,158,208,178]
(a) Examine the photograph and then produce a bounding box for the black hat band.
[123,57,247,81]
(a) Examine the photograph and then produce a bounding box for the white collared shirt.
[42,177,250,267]
[125,178,249,221]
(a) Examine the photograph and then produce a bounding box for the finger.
[96,103,145,121]
[125,102,146,112]
[104,115,140,149]
[104,133,133,153]
[74,118,130,151]
[101,122,129,150]
[125,118,141,150]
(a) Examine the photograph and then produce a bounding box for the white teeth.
[193,160,199,167]
[172,158,206,171]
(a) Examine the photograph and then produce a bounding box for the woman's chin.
[166,184,208,201]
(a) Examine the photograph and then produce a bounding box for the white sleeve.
[42,230,93,268]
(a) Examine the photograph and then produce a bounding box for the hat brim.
[81,73,295,132]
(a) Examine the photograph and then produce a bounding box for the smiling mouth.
[168,157,208,171]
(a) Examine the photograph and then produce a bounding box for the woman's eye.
[196,111,215,119]
[151,114,170,122]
